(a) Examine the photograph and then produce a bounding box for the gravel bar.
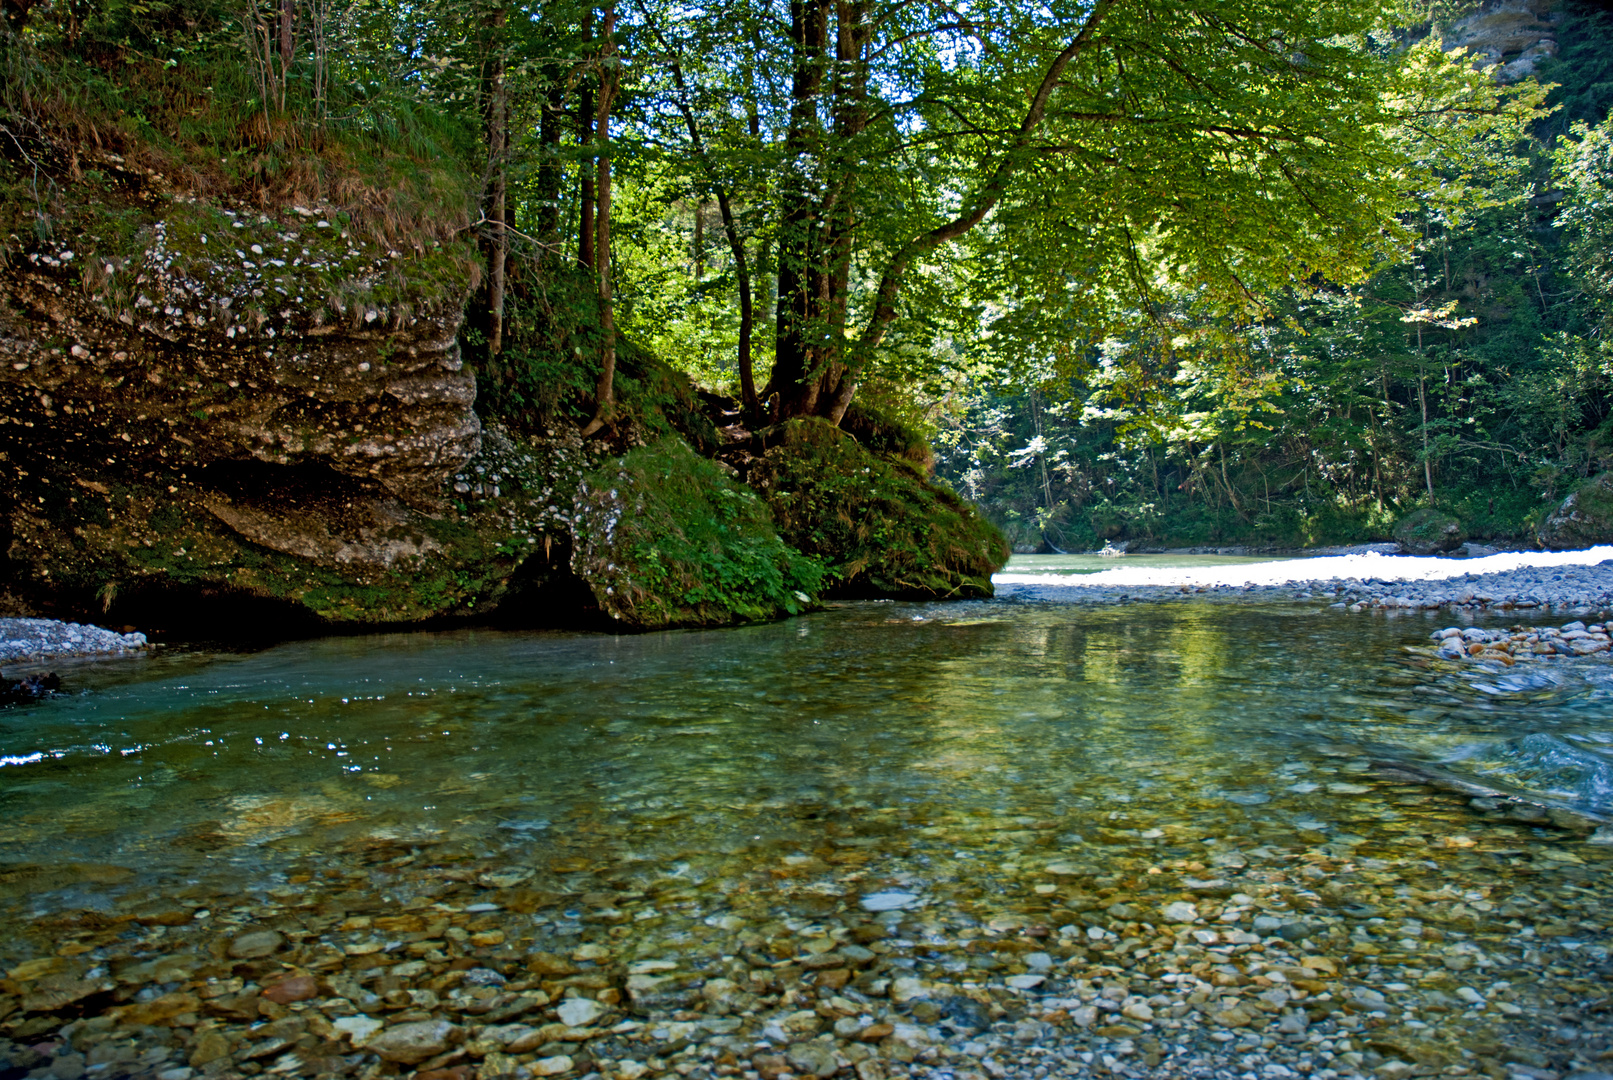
[993,546,1613,614]
[0,617,150,664]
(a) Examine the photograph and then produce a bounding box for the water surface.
[0,599,1610,1075]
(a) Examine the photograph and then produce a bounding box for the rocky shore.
[0,619,150,665]
[993,547,1613,617]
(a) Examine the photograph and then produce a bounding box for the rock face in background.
[1442,0,1561,84]
[1394,508,1468,555]
[1538,473,1613,550]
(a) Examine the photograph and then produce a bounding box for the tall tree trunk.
[764,0,1115,424]
[766,0,831,419]
[692,201,705,282]
[577,8,596,271]
[480,5,509,357]
[581,3,619,437]
[278,0,294,110]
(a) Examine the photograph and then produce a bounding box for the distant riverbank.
[993,545,1613,613]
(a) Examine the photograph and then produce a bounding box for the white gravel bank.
[0,617,150,664]
[994,545,1613,612]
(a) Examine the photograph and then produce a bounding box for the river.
[0,584,1609,1079]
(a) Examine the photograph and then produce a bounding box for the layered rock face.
[2,178,1007,632]
[0,190,564,629]
[1443,0,1561,84]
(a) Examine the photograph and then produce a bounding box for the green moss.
[572,438,822,629]
[839,402,936,473]
[748,419,1010,599]
[1393,507,1467,555]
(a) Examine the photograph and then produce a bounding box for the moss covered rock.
[571,438,822,629]
[1394,508,1467,555]
[838,402,936,474]
[747,418,1009,599]
[1538,473,1613,550]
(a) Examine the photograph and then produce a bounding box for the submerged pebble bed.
[1,580,1611,1080]
[1,770,1609,1080]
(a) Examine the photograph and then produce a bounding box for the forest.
[4,0,1613,563]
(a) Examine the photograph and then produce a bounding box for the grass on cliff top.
[0,4,477,259]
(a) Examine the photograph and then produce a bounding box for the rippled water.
[1,598,1609,940]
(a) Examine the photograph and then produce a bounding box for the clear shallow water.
[1,599,1611,1080]
[1,600,1609,930]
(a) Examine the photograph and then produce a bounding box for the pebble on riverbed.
[1423,621,1613,664]
[0,815,1608,1080]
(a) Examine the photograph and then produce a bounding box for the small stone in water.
[890,977,929,1003]
[1225,791,1271,805]
[226,930,284,959]
[786,1042,839,1078]
[556,998,605,1027]
[1161,901,1199,923]
[331,1016,383,1045]
[529,1054,574,1077]
[860,890,919,911]
[366,1019,457,1064]
[261,975,317,1005]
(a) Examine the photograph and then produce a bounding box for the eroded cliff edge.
[1,174,554,630]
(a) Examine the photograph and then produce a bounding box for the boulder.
[1539,473,1613,550]
[746,419,1009,599]
[1394,508,1466,555]
[571,438,822,629]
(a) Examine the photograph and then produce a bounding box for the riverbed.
[0,595,1610,1080]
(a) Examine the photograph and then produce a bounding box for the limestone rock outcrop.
[1442,0,1561,84]
[0,186,571,628]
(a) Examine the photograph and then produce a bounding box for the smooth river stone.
[226,930,284,959]
[1161,901,1199,923]
[366,1020,457,1064]
[556,998,605,1028]
[860,890,919,911]
[331,1016,383,1046]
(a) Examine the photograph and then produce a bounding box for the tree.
[630,0,1519,427]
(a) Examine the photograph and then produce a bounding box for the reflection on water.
[2,601,1609,918]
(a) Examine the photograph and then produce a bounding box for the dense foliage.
[6,0,1608,554]
[930,5,1613,552]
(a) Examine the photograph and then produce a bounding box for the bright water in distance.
[993,554,1306,577]
[1,596,1611,1076]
